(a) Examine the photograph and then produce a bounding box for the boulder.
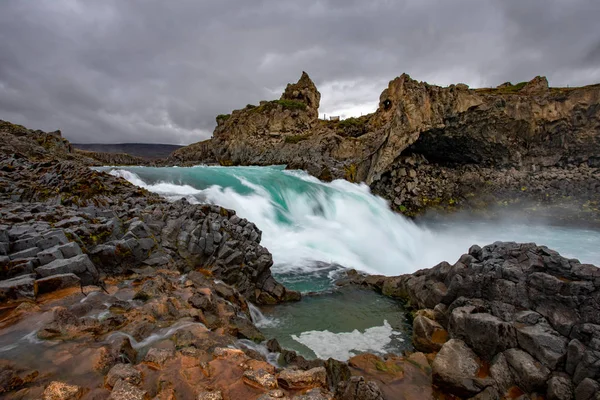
[105,363,141,388]
[574,378,600,400]
[243,368,278,390]
[546,373,574,400]
[36,273,81,294]
[108,379,147,400]
[448,309,517,358]
[503,348,551,393]
[412,315,448,353]
[0,274,37,299]
[515,322,568,369]
[42,381,83,400]
[35,254,98,285]
[432,339,492,397]
[335,376,384,400]
[278,367,327,390]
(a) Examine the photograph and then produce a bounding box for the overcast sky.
[1,0,599,144]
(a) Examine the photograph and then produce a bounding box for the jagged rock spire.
[280,71,321,119]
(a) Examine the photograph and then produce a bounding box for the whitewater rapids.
[102,165,600,277]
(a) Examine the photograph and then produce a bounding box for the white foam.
[108,166,600,276]
[108,320,205,350]
[291,320,403,361]
[248,303,279,329]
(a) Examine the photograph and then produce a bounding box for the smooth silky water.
[102,165,600,361]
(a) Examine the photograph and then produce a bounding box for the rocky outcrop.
[0,122,297,305]
[343,241,600,399]
[171,73,600,220]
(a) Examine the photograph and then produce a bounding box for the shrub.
[216,114,231,123]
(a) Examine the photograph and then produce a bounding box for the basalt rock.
[342,241,600,399]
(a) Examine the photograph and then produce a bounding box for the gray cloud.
[0,0,599,144]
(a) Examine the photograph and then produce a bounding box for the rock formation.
[343,241,600,399]
[170,73,600,220]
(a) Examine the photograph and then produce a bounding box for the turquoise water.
[101,165,600,360]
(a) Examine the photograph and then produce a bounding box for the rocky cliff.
[171,73,600,219]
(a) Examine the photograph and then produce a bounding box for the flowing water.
[101,165,600,360]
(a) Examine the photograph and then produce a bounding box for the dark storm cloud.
[0,0,598,144]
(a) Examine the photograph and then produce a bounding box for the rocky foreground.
[0,122,599,399]
[169,72,600,222]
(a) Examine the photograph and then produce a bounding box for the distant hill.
[72,143,183,159]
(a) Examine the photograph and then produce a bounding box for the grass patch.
[284,133,311,144]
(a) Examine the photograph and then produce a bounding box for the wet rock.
[0,274,37,300]
[412,315,448,353]
[0,361,38,394]
[35,254,98,285]
[108,379,147,400]
[503,348,551,393]
[278,367,327,390]
[36,273,81,294]
[143,347,175,367]
[196,391,223,400]
[105,363,142,388]
[335,376,384,400]
[243,368,278,390]
[267,338,282,353]
[325,358,351,389]
[432,339,491,397]
[42,381,84,400]
[109,337,138,364]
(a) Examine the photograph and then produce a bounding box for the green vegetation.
[338,117,363,129]
[375,360,403,374]
[344,163,358,182]
[284,133,311,144]
[216,114,231,123]
[500,81,528,93]
[270,99,307,111]
[245,104,256,109]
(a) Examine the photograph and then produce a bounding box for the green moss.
[219,159,235,166]
[375,360,403,373]
[344,164,358,182]
[284,133,311,144]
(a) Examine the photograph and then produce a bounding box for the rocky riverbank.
[341,241,600,399]
[2,120,599,399]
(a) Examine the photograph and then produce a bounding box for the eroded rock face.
[170,73,600,220]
